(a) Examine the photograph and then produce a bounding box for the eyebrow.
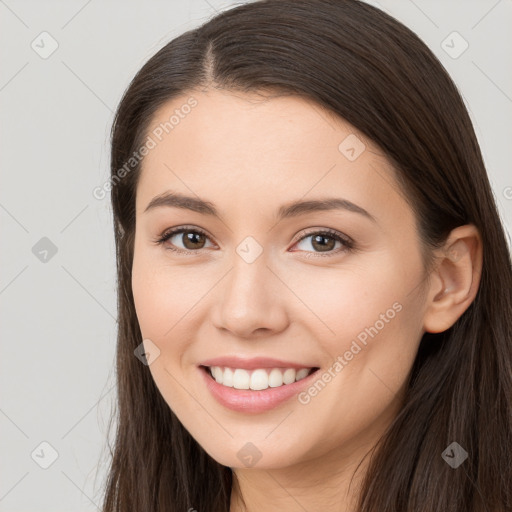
[144,191,376,223]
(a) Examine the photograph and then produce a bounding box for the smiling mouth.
[200,365,320,391]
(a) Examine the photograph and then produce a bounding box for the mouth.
[198,364,321,413]
[200,365,320,391]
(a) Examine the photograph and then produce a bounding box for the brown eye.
[156,226,214,253]
[292,229,353,256]
[180,230,207,250]
[309,234,337,252]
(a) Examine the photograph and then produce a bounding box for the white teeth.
[222,367,234,387]
[283,368,296,384]
[208,366,315,390]
[233,369,250,389]
[268,368,283,387]
[295,368,310,381]
[212,366,223,384]
[250,369,268,390]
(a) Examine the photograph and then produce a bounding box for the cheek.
[131,260,199,412]
[284,251,416,347]
[290,256,424,419]
[131,250,212,384]
[131,244,204,339]
[132,264,167,339]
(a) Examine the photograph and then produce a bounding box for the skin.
[131,88,482,511]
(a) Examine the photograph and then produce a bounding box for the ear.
[423,224,483,334]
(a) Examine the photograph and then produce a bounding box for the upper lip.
[199,356,318,370]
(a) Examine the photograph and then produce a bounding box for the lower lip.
[199,366,320,414]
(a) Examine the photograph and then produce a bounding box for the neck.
[229,433,379,512]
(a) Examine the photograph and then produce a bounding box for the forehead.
[135,89,412,229]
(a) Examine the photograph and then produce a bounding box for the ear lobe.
[423,225,483,334]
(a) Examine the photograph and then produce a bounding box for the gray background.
[0,0,510,510]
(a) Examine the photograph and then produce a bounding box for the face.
[131,88,430,470]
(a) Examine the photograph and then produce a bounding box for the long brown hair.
[101,0,512,510]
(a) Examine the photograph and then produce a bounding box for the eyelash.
[153,225,355,257]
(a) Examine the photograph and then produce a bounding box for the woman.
[101,0,512,510]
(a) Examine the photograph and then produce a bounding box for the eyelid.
[291,226,353,246]
[154,225,215,253]
[154,225,354,256]
[290,227,354,257]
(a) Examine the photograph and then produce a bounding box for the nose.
[211,252,289,339]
